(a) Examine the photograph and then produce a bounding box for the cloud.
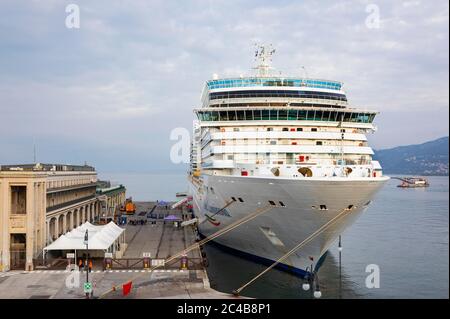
[0,0,448,168]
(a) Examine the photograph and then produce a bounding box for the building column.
[54,217,59,240]
[86,205,91,222]
[75,209,79,227]
[62,213,67,234]
[25,182,35,271]
[46,220,50,245]
[69,212,74,231]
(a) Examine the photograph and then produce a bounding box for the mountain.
[373,137,449,176]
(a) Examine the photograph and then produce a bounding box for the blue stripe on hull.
[199,232,328,278]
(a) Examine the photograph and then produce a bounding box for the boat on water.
[397,177,429,188]
[188,45,389,276]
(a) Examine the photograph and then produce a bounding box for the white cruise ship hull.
[190,175,389,276]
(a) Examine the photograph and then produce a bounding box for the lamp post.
[84,229,89,299]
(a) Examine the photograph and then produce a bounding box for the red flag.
[122,281,132,296]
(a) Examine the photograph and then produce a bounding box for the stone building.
[96,184,127,222]
[0,163,105,271]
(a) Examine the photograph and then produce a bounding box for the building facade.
[0,163,103,271]
[96,184,127,222]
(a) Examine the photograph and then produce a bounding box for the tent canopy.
[164,214,182,221]
[44,221,124,251]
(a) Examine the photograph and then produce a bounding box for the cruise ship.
[189,46,389,276]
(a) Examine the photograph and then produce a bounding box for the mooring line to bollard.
[98,204,274,299]
[232,207,351,296]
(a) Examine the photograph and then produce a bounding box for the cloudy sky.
[0,0,448,172]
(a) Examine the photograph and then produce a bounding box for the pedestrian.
[78,258,83,271]
[88,259,93,273]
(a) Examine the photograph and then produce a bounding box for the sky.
[0,0,448,173]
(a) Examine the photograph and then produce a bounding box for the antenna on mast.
[33,140,36,163]
[253,43,276,77]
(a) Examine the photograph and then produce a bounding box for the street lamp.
[83,229,89,299]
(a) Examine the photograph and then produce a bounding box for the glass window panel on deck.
[288,110,298,120]
[343,112,352,122]
[237,110,245,121]
[228,110,237,121]
[262,110,270,120]
[211,111,219,121]
[306,110,315,121]
[298,110,307,120]
[330,111,338,122]
[253,109,262,120]
[314,110,324,121]
[278,110,288,120]
[245,110,254,121]
[269,110,278,120]
[219,111,228,121]
[322,111,331,121]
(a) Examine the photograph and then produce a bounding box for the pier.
[0,201,241,299]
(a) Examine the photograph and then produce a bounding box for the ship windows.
[233,128,240,132]
[311,128,318,132]
[347,205,354,210]
[319,205,328,210]
[279,201,286,207]
[209,90,347,101]
[282,127,289,131]
[340,129,346,133]
[253,110,262,120]
[363,201,371,207]
[268,200,276,206]
[198,110,376,123]
[267,127,273,131]
[238,197,244,202]
[297,128,303,131]
[231,197,237,201]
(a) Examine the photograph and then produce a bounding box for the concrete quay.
[0,201,243,299]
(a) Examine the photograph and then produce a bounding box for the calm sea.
[99,172,449,299]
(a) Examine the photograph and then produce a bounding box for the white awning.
[44,221,124,251]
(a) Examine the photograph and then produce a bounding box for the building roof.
[43,221,124,251]
[0,163,95,172]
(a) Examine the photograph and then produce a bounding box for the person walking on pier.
[88,260,93,273]
[78,259,84,272]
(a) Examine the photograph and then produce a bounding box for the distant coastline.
[374,136,449,176]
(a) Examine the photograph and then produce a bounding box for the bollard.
[180,256,188,270]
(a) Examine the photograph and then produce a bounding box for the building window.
[11,186,27,214]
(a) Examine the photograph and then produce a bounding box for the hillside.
[373,137,449,176]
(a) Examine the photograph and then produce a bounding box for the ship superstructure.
[189,46,388,275]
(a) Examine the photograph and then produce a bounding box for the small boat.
[176,191,188,197]
[397,177,430,188]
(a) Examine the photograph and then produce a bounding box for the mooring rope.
[233,207,350,296]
